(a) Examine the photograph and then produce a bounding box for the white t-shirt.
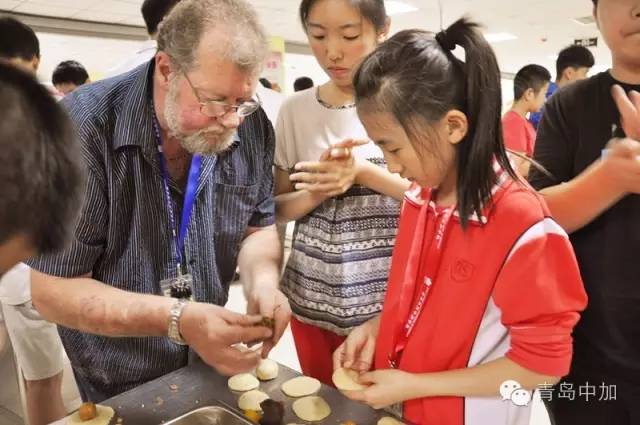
[256,84,283,129]
[105,39,157,78]
[274,87,383,169]
[0,263,31,306]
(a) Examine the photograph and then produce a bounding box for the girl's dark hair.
[0,62,84,254]
[299,0,387,33]
[353,17,516,228]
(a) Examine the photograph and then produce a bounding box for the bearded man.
[27,0,290,402]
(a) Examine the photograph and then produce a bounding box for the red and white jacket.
[374,172,587,425]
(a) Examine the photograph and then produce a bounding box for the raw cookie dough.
[332,368,366,391]
[68,405,115,425]
[256,358,279,381]
[378,417,405,425]
[238,390,270,411]
[281,376,321,397]
[228,373,260,392]
[292,396,331,422]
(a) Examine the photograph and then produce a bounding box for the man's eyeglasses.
[182,72,261,118]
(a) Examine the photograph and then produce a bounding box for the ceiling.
[0,0,610,84]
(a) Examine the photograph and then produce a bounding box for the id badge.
[160,273,195,301]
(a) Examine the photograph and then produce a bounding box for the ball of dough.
[68,405,115,425]
[332,368,366,391]
[378,417,405,425]
[256,359,279,381]
[228,373,260,392]
[292,396,331,422]
[238,390,270,411]
[281,376,321,397]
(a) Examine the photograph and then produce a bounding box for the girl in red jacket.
[333,18,588,425]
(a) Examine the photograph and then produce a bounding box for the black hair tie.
[436,30,456,52]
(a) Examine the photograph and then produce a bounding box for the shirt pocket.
[214,182,259,285]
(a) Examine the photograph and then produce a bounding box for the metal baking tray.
[164,406,253,425]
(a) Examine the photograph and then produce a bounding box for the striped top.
[274,88,400,335]
[27,61,275,398]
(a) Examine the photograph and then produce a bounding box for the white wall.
[282,52,328,95]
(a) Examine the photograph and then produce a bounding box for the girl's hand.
[612,85,640,140]
[344,369,420,409]
[333,317,379,373]
[289,158,359,197]
[319,139,370,161]
[289,139,370,197]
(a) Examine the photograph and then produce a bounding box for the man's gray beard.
[164,79,236,155]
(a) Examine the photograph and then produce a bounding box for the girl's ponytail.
[435,18,516,223]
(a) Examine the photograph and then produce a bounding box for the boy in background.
[529,44,595,129]
[52,60,90,96]
[502,64,551,177]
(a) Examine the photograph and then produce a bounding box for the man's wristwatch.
[168,298,189,345]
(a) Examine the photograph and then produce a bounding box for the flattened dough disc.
[292,396,331,422]
[332,368,366,391]
[68,405,115,425]
[378,417,405,425]
[228,373,260,392]
[238,390,270,411]
[281,376,321,397]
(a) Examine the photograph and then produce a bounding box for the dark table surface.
[98,360,399,424]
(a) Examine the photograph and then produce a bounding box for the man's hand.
[612,85,640,140]
[179,302,272,375]
[246,285,291,358]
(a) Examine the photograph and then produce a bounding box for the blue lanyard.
[151,112,202,276]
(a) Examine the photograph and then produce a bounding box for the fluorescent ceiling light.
[384,1,418,16]
[573,16,596,25]
[484,32,518,43]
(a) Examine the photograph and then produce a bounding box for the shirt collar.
[404,160,510,225]
[112,59,156,153]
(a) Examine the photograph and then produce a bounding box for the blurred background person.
[293,76,314,92]
[529,45,595,129]
[0,16,39,74]
[52,60,90,96]
[259,77,273,89]
[106,0,181,77]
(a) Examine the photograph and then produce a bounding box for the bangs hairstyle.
[299,0,388,32]
[353,18,516,228]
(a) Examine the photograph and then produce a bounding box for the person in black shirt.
[529,0,640,423]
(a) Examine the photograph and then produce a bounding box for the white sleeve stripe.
[506,217,568,263]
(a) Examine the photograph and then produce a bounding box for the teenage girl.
[274,0,409,385]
